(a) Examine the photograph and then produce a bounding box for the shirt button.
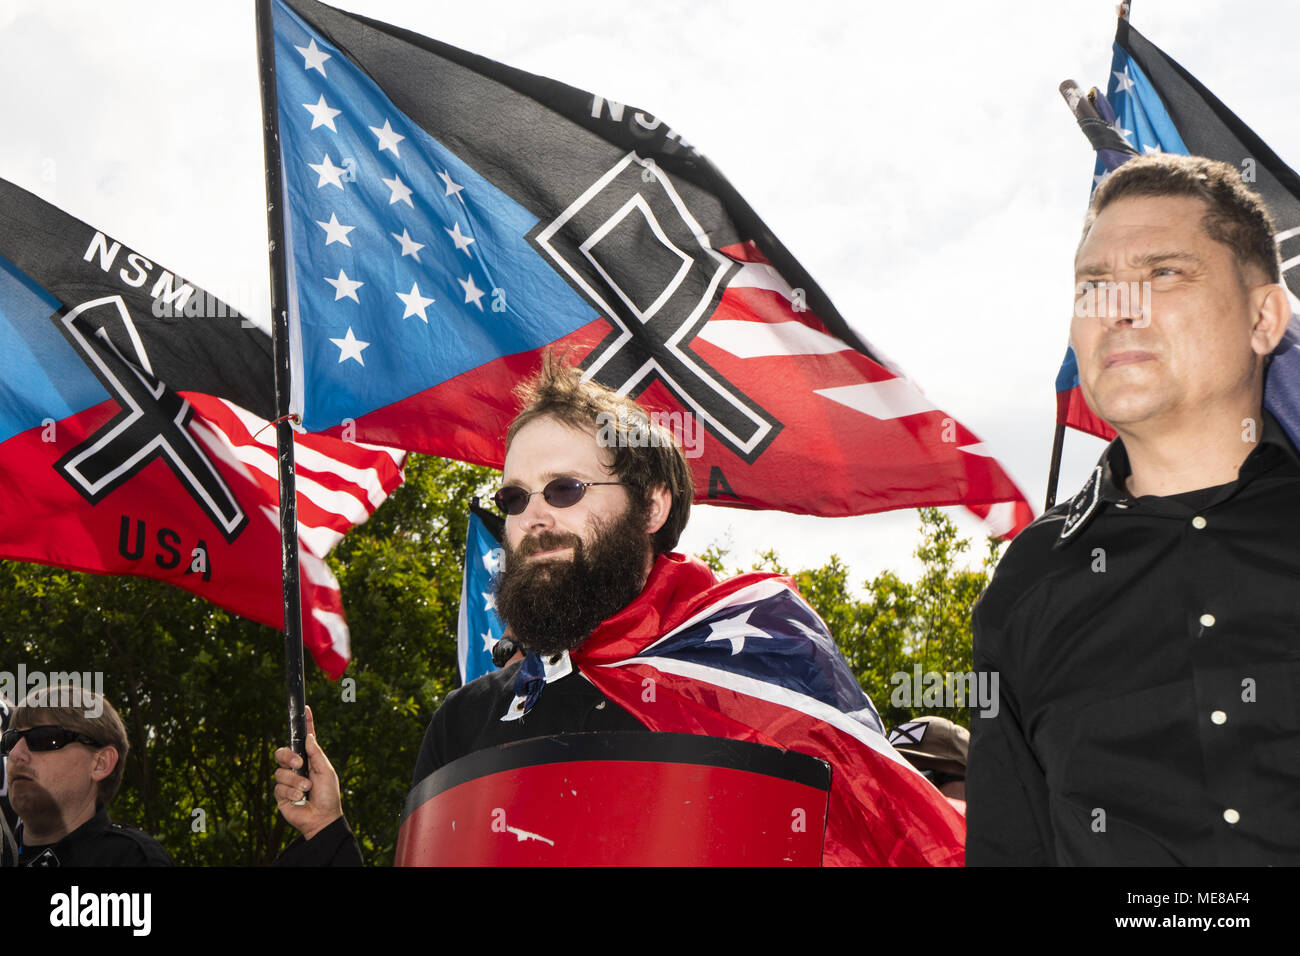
[1192,515,1207,529]
[595,700,606,710]
[1211,710,1227,725]
[1115,501,1130,509]
[1223,808,1240,825]
[1199,613,1216,628]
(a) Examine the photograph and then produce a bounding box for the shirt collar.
[1055,410,1299,548]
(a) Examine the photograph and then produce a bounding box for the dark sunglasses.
[493,477,624,516]
[2,725,103,757]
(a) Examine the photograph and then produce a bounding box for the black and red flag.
[268,0,1032,534]
[0,177,404,678]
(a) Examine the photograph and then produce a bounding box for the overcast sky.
[3,0,1298,584]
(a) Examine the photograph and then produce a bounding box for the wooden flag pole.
[254,0,309,771]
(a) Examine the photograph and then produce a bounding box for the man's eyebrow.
[1075,251,1204,277]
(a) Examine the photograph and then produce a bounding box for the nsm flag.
[266,0,1032,535]
[0,177,404,678]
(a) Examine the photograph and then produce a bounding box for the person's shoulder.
[436,660,522,717]
[90,818,174,867]
[975,501,1075,633]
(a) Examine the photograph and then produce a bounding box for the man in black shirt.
[2,686,172,867]
[966,154,1299,865]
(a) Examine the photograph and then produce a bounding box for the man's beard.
[496,501,652,657]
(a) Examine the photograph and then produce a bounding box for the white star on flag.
[446,221,475,255]
[703,609,771,655]
[483,591,496,611]
[460,274,486,310]
[482,548,504,575]
[396,282,435,322]
[391,229,424,261]
[1112,67,1136,93]
[325,268,364,303]
[370,119,405,156]
[1142,143,1163,154]
[438,169,464,197]
[1114,124,1134,145]
[296,38,330,75]
[316,212,355,246]
[330,327,369,365]
[303,94,342,132]
[309,154,347,189]
[382,173,414,207]
[481,631,498,653]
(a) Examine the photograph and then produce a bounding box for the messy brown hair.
[506,352,694,553]
[1083,154,1281,284]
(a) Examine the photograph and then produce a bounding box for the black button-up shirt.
[967,413,1300,865]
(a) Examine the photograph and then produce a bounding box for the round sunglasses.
[493,477,624,516]
[1,725,103,757]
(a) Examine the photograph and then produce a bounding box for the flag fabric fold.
[569,553,966,866]
[269,0,1032,535]
[1059,19,1300,442]
[455,499,506,685]
[0,176,404,678]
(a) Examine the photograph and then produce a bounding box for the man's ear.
[1249,283,1292,357]
[644,484,672,537]
[90,745,119,784]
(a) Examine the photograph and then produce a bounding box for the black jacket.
[14,808,172,867]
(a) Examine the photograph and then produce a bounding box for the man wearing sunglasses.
[276,354,965,866]
[2,686,172,867]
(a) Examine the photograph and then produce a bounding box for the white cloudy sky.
[2,0,1298,583]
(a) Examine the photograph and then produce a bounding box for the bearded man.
[276,355,964,865]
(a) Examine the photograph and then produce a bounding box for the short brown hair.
[13,685,130,807]
[1083,154,1281,283]
[506,352,694,553]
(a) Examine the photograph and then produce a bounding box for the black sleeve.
[965,598,1056,866]
[274,816,363,867]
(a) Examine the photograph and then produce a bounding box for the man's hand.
[274,706,343,841]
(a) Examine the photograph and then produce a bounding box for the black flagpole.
[255,0,309,771]
[1044,422,1066,509]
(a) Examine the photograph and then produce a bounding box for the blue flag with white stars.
[456,501,506,685]
[272,0,594,432]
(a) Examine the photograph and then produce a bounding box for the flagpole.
[1044,422,1065,509]
[255,0,309,769]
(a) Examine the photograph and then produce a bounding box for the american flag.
[184,393,405,675]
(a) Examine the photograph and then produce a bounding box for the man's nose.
[6,735,31,762]
[1095,280,1149,329]
[518,488,557,529]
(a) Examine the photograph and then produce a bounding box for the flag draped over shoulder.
[268,0,1032,536]
[456,500,506,685]
[567,554,966,866]
[0,177,404,678]
[1058,19,1300,441]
